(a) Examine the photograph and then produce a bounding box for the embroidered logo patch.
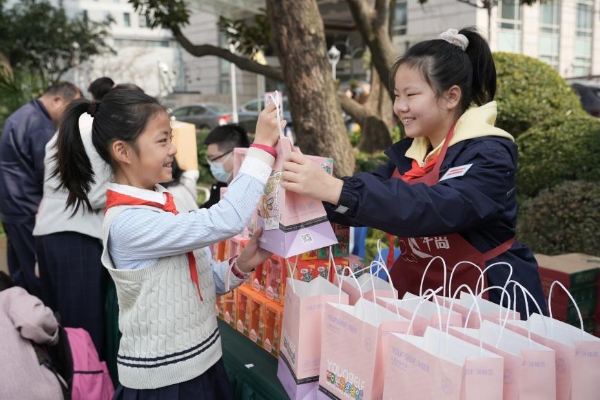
[440,164,473,181]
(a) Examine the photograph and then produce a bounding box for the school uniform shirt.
[34,113,111,239]
[102,147,273,389]
[329,101,546,313]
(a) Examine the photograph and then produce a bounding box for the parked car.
[569,81,600,117]
[170,103,233,130]
[237,97,293,134]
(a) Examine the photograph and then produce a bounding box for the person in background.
[0,81,82,298]
[0,276,66,400]
[54,88,283,399]
[88,77,114,101]
[281,27,546,317]
[33,83,139,355]
[161,157,199,213]
[201,124,250,208]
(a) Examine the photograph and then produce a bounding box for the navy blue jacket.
[0,99,56,223]
[327,136,547,316]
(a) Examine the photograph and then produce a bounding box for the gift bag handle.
[406,287,444,335]
[419,256,448,298]
[510,280,548,347]
[284,256,300,294]
[548,280,585,338]
[446,283,485,354]
[266,91,289,140]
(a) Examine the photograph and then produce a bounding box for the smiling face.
[393,64,458,148]
[127,111,176,190]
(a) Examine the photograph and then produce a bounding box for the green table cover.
[219,319,290,400]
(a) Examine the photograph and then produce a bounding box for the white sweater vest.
[101,205,221,389]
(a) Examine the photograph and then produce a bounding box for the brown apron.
[387,125,514,298]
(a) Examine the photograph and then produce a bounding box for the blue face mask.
[210,162,232,183]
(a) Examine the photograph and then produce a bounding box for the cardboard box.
[535,254,599,289]
[171,120,198,171]
[265,256,287,304]
[235,286,253,336]
[247,293,268,346]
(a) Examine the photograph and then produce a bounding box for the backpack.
[64,327,115,400]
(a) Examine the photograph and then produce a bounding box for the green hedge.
[517,181,600,256]
[494,52,582,138]
[516,110,600,198]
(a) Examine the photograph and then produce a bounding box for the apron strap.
[481,237,515,262]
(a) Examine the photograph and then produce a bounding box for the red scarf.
[392,155,440,183]
[105,189,203,301]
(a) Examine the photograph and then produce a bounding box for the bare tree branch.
[346,0,395,97]
[456,0,486,8]
[171,26,284,81]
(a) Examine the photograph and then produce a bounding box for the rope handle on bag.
[266,91,288,140]
[419,255,448,298]
[445,283,485,354]
[548,280,585,339]
[284,256,300,294]
[406,287,444,336]
[509,280,548,347]
[336,265,367,317]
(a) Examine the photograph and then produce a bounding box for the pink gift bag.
[318,298,411,399]
[377,292,463,336]
[278,276,349,400]
[449,320,557,400]
[382,326,504,400]
[335,272,397,306]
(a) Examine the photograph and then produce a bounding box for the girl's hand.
[235,228,272,273]
[281,152,343,204]
[254,103,286,147]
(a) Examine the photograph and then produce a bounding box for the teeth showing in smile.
[164,163,172,168]
[402,118,414,123]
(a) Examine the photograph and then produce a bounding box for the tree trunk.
[357,66,394,153]
[266,0,355,177]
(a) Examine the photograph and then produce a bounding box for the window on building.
[123,12,131,27]
[139,14,147,27]
[574,0,593,76]
[393,0,407,36]
[497,0,522,52]
[538,0,560,70]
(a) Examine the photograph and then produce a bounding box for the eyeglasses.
[206,149,233,164]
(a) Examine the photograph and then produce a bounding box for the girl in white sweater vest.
[53,89,284,399]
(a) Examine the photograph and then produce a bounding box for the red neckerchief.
[392,155,440,183]
[105,189,203,301]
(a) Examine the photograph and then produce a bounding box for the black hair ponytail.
[460,27,496,106]
[52,99,95,214]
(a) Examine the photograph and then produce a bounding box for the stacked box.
[535,253,599,332]
[554,253,600,337]
[247,294,268,346]
[219,291,236,328]
[235,286,253,336]
[316,223,350,259]
[262,302,284,357]
[265,255,287,304]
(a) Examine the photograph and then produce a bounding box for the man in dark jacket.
[201,124,250,208]
[0,81,81,297]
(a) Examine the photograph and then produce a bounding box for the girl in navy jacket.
[282,27,546,317]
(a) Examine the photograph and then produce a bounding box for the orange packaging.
[265,255,286,304]
[251,261,267,293]
[263,301,284,357]
[247,292,268,346]
[171,120,198,170]
[235,286,252,336]
[291,259,330,283]
[300,249,319,260]
[220,291,236,328]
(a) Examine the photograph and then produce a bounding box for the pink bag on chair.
[65,328,114,400]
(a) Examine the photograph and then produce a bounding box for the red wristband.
[229,256,252,279]
[251,143,277,158]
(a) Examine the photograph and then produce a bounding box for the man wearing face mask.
[201,124,250,209]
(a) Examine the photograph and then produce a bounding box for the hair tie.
[88,101,99,117]
[439,28,469,51]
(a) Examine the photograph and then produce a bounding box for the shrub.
[353,150,388,174]
[517,181,600,257]
[494,52,582,138]
[516,110,600,198]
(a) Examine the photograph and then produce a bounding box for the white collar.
[107,183,169,205]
